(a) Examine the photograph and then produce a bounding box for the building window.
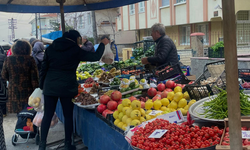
[237,23,250,45]
[176,0,186,4]
[195,23,209,45]
[87,13,91,25]
[162,0,170,6]
[139,2,145,13]
[237,11,249,21]
[179,26,190,45]
[130,4,135,15]
[79,16,83,28]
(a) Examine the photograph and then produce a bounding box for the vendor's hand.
[101,38,110,45]
[141,57,149,65]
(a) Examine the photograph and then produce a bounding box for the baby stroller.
[12,107,40,146]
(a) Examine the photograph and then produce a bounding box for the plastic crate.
[239,69,250,82]
[172,74,191,84]
[208,47,224,58]
[95,106,113,126]
[154,63,184,81]
[210,70,226,94]
[183,84,213,100]
[203,60,225,73]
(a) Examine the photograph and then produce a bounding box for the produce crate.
[239,69,250,82]
[203,60,225,73]
[208,47,224,58]
[153,63,184,82]
[216,117,250,150]
[172,74,191,84]
[183,84,213,100]
[95,106,113,126]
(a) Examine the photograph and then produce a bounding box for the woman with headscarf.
[32,42,45,74]
[1,40,39,113]
[39,30,109,150]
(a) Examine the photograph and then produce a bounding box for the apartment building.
[116,0,250,50]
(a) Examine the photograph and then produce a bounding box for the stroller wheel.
[12,135,18,146]
[35,134,40,145]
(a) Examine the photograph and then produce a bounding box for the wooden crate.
[122,48,133,61]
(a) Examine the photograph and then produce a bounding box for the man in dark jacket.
[141,23,179,67]
[80,35,95,52]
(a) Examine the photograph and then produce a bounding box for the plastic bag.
[34,94,44,112]
[28,88,43,108]
[33,112,58,128]
[100,44,114,64]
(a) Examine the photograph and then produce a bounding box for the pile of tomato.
[83,82,99,88]
[131,119,223,150]
[222,127,250,146]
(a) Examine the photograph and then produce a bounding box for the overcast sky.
[0,12,34,42]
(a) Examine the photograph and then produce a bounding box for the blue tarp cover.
[42,31,62,40]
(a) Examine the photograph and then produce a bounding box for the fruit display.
[202,88,250,119]
[122,91,142,98]
[77,63,102,74]
[200,77,217,85]
[93,69,104,78]
[241,82,250,89]
[83,78,99,88]
[74,93,98,105]
[89,84,99,94]
[139,79,150,89]
[76,71,92,80]
[110,77,121,86]
[130,118,223,150]
[98,69,120,83]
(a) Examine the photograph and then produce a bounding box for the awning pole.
[222,0,242,149]
[56,0,66,33]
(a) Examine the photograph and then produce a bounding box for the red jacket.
[7,49,12,57]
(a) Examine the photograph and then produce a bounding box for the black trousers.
[0,103,6,115]
[41,95,74,142]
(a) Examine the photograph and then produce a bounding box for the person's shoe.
[64,141,76,150]
[38,141,46,150]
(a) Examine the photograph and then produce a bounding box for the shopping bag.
[100,44,114,64]
[33,112,58,128]
[28,88,42,108]
[34,94,44,112]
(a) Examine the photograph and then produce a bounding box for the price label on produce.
[148,110,163,116]
[148,129,168,138]
[157,110,184,123]
[242,131,250,139]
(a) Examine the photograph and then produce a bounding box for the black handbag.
[0,79,7,104]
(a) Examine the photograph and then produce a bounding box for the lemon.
[130,110,141,119]
[174,86,182,93]
[140,108,145,117]
[184,105,189,110]
[168,101,178,109]
[113,110,119,119]
[156,113,162,116]
[130,119,141,126]
[183,92,190,100]
[126,118,132,125]
[167,92,175,101]
[145,100,153,110]
[131,100,141,110]
[153,100,162,110]
[117,122,124,128]
[122,107,130,114]
[173,92,183,102]
[161,106,168,111]
[178,98,187,108]
[169,108,176,112]
[117,104,123,112]
[118,112,124,120]
[140,79,146,83]
[145,115,151,120]
[122,115,128,124]
[122,124,128,131]
[146,110,152,114]
[122,99,131,107]
[114,119,121,126]
[188,99,196,107]
[126,107,133,117]
[140,117,146,123]
[178,108,188,116]
[161,98,170,106]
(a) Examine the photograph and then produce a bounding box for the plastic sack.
[33,112,58,128]
[34,94,44,112]
[100,44,114,64]
[28,88,43,108]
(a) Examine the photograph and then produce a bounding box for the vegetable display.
[202,88,250,119]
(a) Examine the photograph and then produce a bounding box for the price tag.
[148,110,163,116]
[242,131,250,139]
[148,129,168,138]
[157,110,184,123]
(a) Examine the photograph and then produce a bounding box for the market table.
[55,101,133,150]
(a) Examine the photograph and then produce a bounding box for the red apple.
[161,91,169,98]
[97,104,107,114]
[102,109,113,118]
[107,101,118,111]
[166,80,175,89]
[100,95,110,104]
[129,96,137,102]
[111,91,122,101]
[147,88,157,97]
[157,83,165,91]
[140,101,145,108]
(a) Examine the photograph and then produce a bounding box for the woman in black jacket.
[39,30,108,150]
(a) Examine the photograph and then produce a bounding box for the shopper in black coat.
[0,53,7,116]
[39,30,108,150]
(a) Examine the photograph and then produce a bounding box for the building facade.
[116,0,250,50]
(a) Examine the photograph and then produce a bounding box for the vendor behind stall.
[81,35,95,52]
[141,23,179,67]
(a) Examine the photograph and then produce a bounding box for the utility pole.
[35,13,38,39]
[8,18,17,41]
[91,11,98,44]
[38,13,42,41]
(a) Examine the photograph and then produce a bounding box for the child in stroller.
[12,107,40,146]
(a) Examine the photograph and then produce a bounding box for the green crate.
[208,47,224,58]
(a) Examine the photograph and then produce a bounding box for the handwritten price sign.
[242,131,250,139]
[148,129,168,138]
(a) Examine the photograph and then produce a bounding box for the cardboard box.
[187,75,196,81]
[122,48,133,61]
[216,117,250,150]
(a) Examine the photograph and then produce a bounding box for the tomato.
[226,127,229,132]
[205,133,210,139]
[194,134,198,138]
[242,126,247,131]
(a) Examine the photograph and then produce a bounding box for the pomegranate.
[147,88,157,97]
[97,104,107,114]
[152,95,161,102]
[107,101,118,111]
[100,95,110,104]
[161,91,169,98]
[140,101,145,108]
[165,88,172,92]
[102,109,113,118]
[129,96,137,102]
[157,91,162,95]
[117,99,122,105]
[166,80,175,89]
[176,84,183,88]
[111,91,122,101]
[157,83,165,91]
